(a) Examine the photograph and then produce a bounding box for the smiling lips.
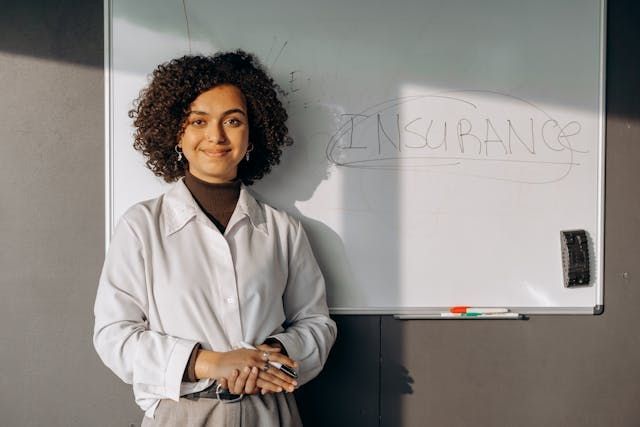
[201,149,231,158]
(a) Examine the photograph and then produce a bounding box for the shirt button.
[226,298,234,304]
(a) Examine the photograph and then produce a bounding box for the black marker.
[239,341,298,379]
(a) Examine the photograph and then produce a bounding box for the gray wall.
[0,1,140,426]
[1,1,638,426]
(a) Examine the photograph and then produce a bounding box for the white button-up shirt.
[93,180,337,418]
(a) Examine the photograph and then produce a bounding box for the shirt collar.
[162,179,267,236]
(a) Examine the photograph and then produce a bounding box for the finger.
[226,369,239,393]
[256,344,282,353]
[264,364,298,387]
[251,347,279,365]
[232,367,251,395]
[258,369,296,392]
[254,345,297,368]
[244,366,259,394]
[218,377,228,390]
[256,377,283,394]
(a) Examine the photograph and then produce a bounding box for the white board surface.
[107,0,605,314]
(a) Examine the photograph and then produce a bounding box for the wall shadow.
[294,315,381,427]
[0,0,103,68]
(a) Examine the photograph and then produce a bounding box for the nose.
[206,123,226,143]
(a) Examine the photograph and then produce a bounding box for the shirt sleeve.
[267,219,337,386]
[93,216,198,403]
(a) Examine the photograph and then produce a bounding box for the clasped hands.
[194,343,299,395]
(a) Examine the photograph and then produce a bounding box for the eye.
[225,118,243,127]
[190,118,206,127]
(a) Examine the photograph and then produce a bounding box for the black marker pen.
[239,341,299,379]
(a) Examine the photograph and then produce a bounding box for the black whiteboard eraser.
[560,230,591,287]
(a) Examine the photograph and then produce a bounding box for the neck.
[183,169,241,232]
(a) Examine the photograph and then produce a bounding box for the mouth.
[201,149,231,158]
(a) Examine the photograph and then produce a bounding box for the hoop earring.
[174,145,183,162]
[245,143,254,162]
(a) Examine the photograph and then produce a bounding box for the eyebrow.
[188,108,247,117]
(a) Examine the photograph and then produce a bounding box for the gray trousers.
[141,393,303,427]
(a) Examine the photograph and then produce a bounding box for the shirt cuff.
[166,339,199,401]
[267,334,300,360]
[264,337,288,356]
[182,343,202,382]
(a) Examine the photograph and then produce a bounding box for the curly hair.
[129,50,292,184]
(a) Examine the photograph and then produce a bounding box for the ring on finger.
[261,363,270,372]
[261,351,269,361]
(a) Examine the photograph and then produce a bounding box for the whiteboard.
[106,0,606,314]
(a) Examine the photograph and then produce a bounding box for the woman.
[93,51,337,426]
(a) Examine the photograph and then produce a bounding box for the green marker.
[440,312,482,318]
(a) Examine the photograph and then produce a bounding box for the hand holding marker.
[239,341,298,379]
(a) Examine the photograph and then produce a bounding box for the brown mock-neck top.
[183,169,241,233]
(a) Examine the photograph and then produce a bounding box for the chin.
[197,169,237,183]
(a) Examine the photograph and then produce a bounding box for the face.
[179,84,250,183]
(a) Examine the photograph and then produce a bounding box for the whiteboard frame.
[104,0,112,255]
[596,0,607,315]
[104,0,607,315]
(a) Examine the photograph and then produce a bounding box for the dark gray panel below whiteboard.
[295,315,380,427]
